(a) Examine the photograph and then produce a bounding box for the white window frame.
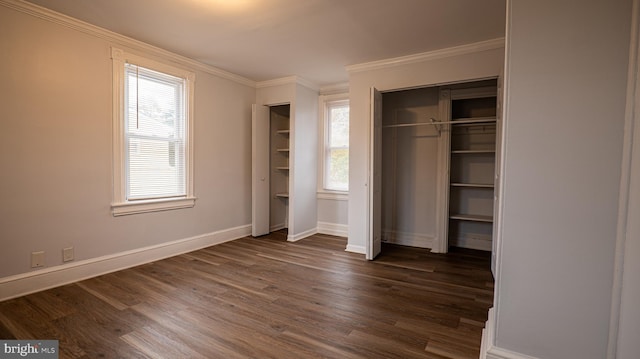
[318,93,349,200]
[111,47,196,216]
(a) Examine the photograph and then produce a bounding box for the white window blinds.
[325,102,349,191]
[124,64,186,201]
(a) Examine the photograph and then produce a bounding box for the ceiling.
[25,0,506,87]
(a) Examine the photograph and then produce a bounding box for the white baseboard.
[0,224,251,301]
[486,347,540,359]
[317,221,348,237]
[481,308,541,359]
[287,227,318,242]
[480,307,496,359]
[345,244,365,254]
[382,230,434,248]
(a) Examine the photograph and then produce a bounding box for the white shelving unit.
[447,89,498,251]
[269,105,290,231]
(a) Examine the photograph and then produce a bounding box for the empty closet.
[252,104,292,236]
[269,105,290,231]
[381,87,441,249]
[378,79,499,253]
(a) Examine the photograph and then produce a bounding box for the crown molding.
[346,37,505,74]
[320,82,349,95]
[296,76,320,92]
[256,75,320,92]
[0,0,256,87]
[256,76,297,88]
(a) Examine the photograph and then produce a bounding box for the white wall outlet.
[63,247,74,262]
[31,251,45,268]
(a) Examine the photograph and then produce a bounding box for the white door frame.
[367,87,382,260]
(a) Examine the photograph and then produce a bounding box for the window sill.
[112,197,196,216]
[317,191,348,201]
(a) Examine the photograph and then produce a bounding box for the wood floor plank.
[121,325,208,359]
[0,231,493,358]
[281,329,363,359]
[53,311,149,359]
[347,329,430,359]
[0,319,16,340]
[0,293,87,358]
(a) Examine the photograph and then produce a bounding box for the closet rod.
[383,117,496,129]
[383,122,435,128]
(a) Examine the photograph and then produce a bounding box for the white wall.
[256,82,296,107]
[492,1,633,358]
[347,43,505,254]
[291,83,319,239]
[317,198,348,226]
[0,5,255,280]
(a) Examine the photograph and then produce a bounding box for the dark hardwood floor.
[0,231,494,358]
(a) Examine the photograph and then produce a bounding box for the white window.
[111,47,195,216]
[323,98,349,192]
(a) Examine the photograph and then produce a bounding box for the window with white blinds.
[324,99,349,192]
[125,64,185,200]
[111,47,195,216]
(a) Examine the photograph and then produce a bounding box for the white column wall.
[493,1,633,358]
[291,84,319,239]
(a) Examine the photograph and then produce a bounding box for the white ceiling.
[25,0,506,86]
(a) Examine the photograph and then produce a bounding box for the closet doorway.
[252,104,291,237]
[367,79,499,262]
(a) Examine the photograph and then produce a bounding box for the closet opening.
[251,103,290,238]
[375,78,499,260]
[269,104,290,235]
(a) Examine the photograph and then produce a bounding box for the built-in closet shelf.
[276,148,290,153]
[449,214,493,223]
[275,167,289,171]
[276,130,290,135]
[444,88,499,251]
[451,116,497,124]
[451,149,496,154]
[450,183,494,188]
[275,193,289,198]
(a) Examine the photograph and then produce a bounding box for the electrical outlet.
[31,251,45,268]
[63,247,74,262]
